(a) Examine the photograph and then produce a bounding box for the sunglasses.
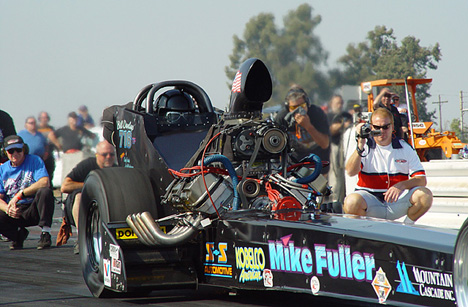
[289,102,307,111]
[372,123,392,130]
[7,148,22,154]
[98,152,115,157]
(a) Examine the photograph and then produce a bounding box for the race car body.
[78,58,468,306]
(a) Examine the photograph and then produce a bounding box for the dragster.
[78,58,468,306]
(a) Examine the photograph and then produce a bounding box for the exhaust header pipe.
[126,211,202,246]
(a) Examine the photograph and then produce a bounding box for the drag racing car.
[78,58,468,306]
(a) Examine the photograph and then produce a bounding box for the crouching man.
[343,108,432,224]
[0,135,54,249]
[58,140,115,253]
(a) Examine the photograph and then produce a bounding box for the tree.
[450,118,468,142]
[338,26,441,121]
[225,4,331,107]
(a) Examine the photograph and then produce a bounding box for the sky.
[1,0,467,130]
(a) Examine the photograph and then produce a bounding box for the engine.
[161,58,330,219]
[127,58,331,247]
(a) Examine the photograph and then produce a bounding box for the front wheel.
[79,167,157,298]
[454,218,468,306]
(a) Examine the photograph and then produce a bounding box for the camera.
[291,106,307,117]
[358,123,382,139]
[285,106,307,127]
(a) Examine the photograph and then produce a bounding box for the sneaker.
[10,228,29,250]
[37,232,52,250]
[73,241,79,255]
[0,234,11,242]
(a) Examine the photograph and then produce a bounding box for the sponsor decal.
[235,246,265,283]
[396,261,455,301]
[412,122,426,129]
[204,264,232,278]
[231,71,242,93]
[310,276,320,295]
[116,120,136,149]
[204,242,232,278]
[103,258,111,287]
[372,267,392,303]
[111,258,121,274]
[116,226,165,239]
[362,82,372,93]
[396,261,419,295]
[268,234,375,282]
[116,228,138,240]
[269,234,313,274]
[263,269,273,287]
[110,244,120,260]
[395,159,407,163]
[116,120,135,131]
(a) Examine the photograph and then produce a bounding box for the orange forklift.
[361,78,465,161]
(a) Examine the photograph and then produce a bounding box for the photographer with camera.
[274,85,329,171]
[343,107,432,224]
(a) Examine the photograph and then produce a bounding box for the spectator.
[326,95,353,204]
[77,105,95,129]
[343,108,432,224]
[57,140,116,253]
[48,112,95,153]
[274,85,330,171]
[37,111,56,179]
[0,110,16,163]
[392,94,407,114]
[18,116,48,159]
[0,135,54,250]
[373,88,404,139]
[37,111,55,138]
[392,95,409,140]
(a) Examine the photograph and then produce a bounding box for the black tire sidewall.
[78,167,157,297]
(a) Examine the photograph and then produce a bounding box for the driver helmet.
[155,89,196,116]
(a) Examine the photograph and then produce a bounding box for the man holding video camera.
[343,107,432,224]
[274,85,329,171]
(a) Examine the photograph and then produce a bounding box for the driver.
[155,89,196,123]
[274,85,330,171]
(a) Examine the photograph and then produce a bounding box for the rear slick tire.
[454,218,468,306]
[78,167,157,298]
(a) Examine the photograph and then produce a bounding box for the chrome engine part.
[162,173,233,215]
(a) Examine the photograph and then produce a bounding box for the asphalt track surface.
[0,195,377,307]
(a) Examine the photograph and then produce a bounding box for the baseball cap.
[4,135,24,151]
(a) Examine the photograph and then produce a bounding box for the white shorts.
[353,187,421,220]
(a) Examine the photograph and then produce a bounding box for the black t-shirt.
[0,110,16,140]
[275,103,330,170]
[55,126,94,152]
[67,157,100,182]
[0,110,17,163]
